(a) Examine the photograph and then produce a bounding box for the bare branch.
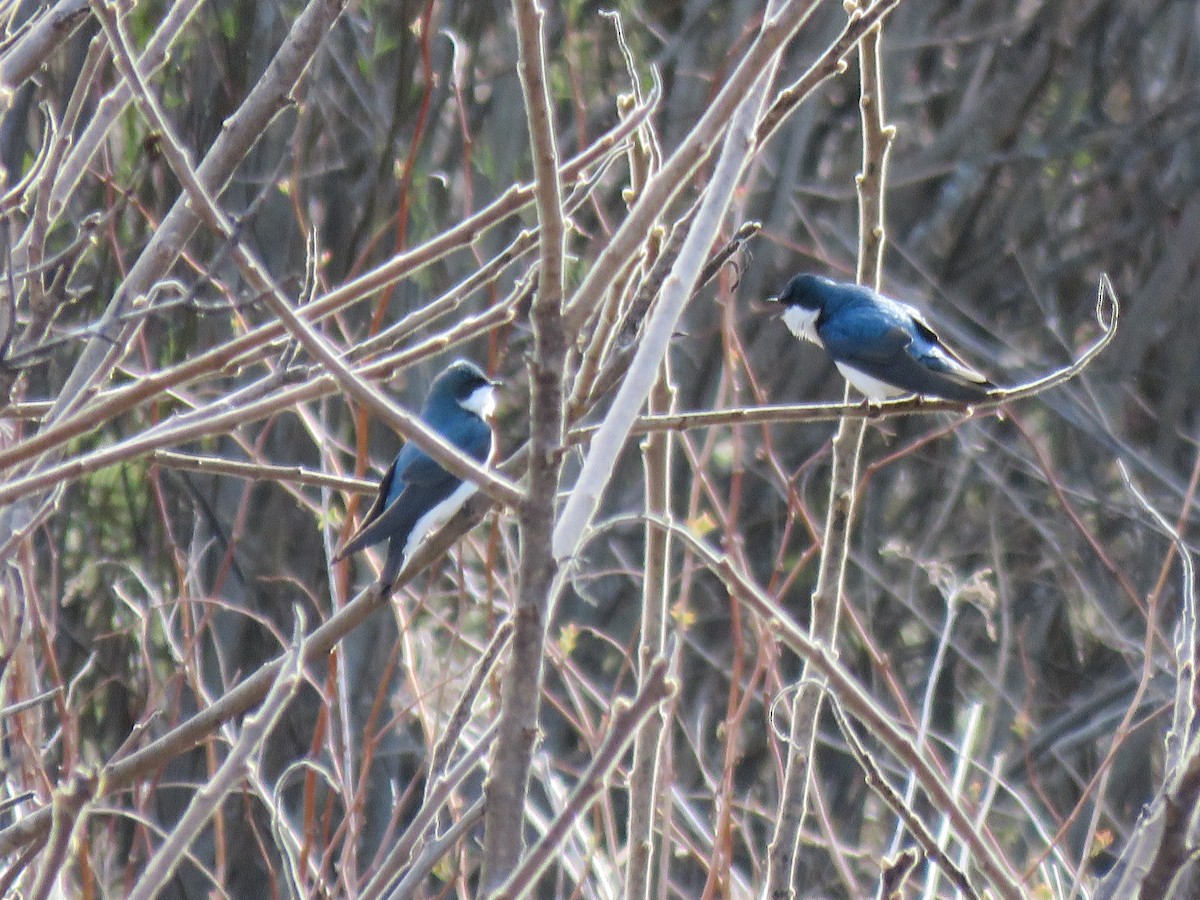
[479,0,568,884]
[767,15,893,895]
[127,620,308,900]
[488,659,675,899]
[662,518,1027,900]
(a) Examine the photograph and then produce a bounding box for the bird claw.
[859,398,884,419]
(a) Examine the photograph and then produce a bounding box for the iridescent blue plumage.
[336,360,496,589]
[771,274,994,403]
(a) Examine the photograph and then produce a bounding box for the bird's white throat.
[781,306,821,346]
[461,384,497,419]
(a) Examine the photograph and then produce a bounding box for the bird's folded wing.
[822,307,992,399]
[820,309,914,365]
[910,341,993,386]
[335,443,445,560]
[334,418,491,561]
[906,311,991,384]
[337,474,459,558]
[408,414,492,474]
[334,456,401,560]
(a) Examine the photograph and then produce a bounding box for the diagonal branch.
[125,622,308,900]
[550,10,790,565]
[489,659,675,899]
[89,0,521,509]
[662,518,1027,900]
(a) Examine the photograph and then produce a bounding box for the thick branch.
[479,0,568,886]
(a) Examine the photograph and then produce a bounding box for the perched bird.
[335,360,497,590]
[769,273,995,403]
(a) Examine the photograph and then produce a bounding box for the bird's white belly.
[402,479,480,563]
[835,362,907,401]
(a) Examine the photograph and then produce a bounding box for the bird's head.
[427,360,499,420]
[770,273,835,313]
[769,273,835,345]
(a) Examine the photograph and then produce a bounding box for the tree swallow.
[335,359,497,590]
[770,273,995,403]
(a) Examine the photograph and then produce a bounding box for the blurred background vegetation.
[1,0,1198,896]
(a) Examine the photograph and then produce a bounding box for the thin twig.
[26,773,93,900]
[152,450,374,494]
[624,358,675,900]
[488,659,675,899]
[360,721,499,900]
[387,796,486,900]
[828,701,982,900]
[661,517,1027,899]
[767,14,892,893]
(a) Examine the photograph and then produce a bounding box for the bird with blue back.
[335,359,498,591]
[769,273,995,404]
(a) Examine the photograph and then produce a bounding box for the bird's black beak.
[765,296,783,317]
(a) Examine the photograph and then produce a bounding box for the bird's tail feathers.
[336,497,416,564]
[943,373,995,403]
[335,520,385,561]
